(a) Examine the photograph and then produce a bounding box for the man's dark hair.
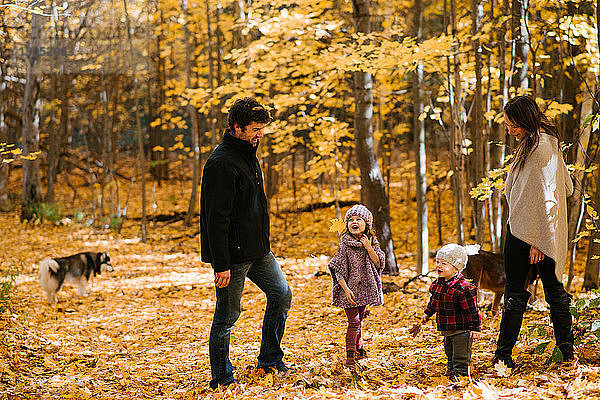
[228,97,271,132]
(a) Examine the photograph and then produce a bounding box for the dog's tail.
[39,258,59,274]
[465,244,481,256]
[39,258,59,290]
[39,258,59,303]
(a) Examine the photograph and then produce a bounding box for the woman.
[493,95,574,368]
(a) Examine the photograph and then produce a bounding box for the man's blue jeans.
[209,252,292,389]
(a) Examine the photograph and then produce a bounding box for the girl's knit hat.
[436,243,468,271]
[345,204,373,230]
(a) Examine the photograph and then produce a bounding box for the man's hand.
[421,314,430,324]
[214,270,231,288]
[529,246,545,264]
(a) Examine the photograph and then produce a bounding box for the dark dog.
[39,252,113,303]
[463,247,506,313]
[463,246,537,314]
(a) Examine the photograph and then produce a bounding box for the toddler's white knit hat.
[344,204,373,230]
[436,243,468,271]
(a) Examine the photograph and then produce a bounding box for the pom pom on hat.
[436,243,468,271]
[344,204,373,230]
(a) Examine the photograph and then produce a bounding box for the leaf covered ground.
[1,179,599,399]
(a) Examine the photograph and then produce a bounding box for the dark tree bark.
[581,0,600,290]
[232,0,246,49]
[0,11,9,210]
[352,0,397,275]
[449,0,465,245]
[184,0,200,226]
[20,14,43,221]
[123,0,147,241]
[206,0,217,148]
[583,163,600,290]
[150,8,168,183]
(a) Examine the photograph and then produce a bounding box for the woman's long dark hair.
[504,96,561,170]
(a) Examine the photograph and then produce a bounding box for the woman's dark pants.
[494,226,574,362]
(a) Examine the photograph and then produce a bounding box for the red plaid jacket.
[424,272,481,332]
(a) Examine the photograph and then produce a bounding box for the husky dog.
[39,252,113,303]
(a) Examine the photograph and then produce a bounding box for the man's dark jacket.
[200,130,270,272]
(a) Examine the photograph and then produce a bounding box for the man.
[200,97,293,389]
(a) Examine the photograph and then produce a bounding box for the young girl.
[329,204,385,367]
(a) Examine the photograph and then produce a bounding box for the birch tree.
[413,0,428,273]
[20,13,43,221]
[352,0,397,275]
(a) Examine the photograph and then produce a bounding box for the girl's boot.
[356,348,367,360]
[345,350,356,367]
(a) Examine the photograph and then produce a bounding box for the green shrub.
[73,209,86,222]
[527,290,600,362]
[29,202,64,224]
[109,213,123,230]
[0,264,20,314]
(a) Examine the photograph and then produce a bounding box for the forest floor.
[1,174,600,399]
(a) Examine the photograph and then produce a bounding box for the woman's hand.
[529,246,545,264]
[344,289,357,306]
[471,331,480,339]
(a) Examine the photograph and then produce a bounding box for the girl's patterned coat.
[328,233,385,309]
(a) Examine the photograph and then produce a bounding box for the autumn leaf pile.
[0,176,599,399]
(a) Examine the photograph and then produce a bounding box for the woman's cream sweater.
[505,133,573,281]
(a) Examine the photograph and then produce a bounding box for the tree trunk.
[352,0,397,275]
[232,0,246,49]
[472,0,486,247]
[491,0,509,253]
[45,7,60,204]
[582,0,600,290]
[150,8,168,183]
[449,0,464,245]
[21,14,43,221]
[206,0,217,149]
[566,91,594,290]
[511,0,529,90]
[583,164,600,291]
[0,15,8,210]
[412,0,428,273]
[123,0,147,241]
[184,0,200,226]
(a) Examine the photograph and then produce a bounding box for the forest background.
[1,0,600,398]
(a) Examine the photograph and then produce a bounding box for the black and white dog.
[39,252,113,303]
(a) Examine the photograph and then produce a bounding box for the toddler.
[412,243,481,379]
